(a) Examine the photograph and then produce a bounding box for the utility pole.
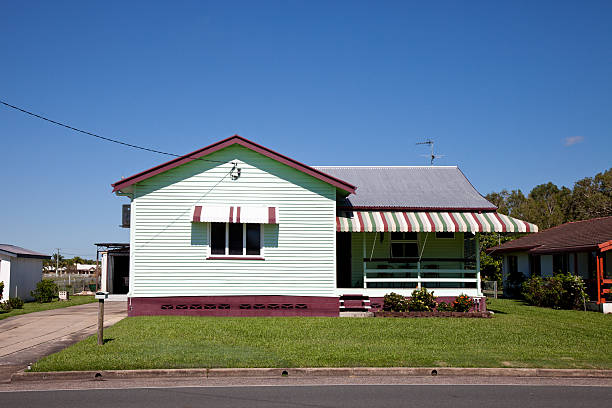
[55,248,60,276]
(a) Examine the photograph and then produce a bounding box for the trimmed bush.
[31,279,59,303]
[437,301,453,312]
[521,273,588,310]
[7,297,24,309]
[383,292,409,312]
[451,294,473,312]
[0,300,11,312]
[408,288,437,311]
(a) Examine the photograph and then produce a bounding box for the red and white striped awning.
[337,211,538,233]
[193,205,278,224]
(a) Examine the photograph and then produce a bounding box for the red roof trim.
[599,240,612,253]
[111,135,356,194]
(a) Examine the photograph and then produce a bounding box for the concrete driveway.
[0,302,127,382]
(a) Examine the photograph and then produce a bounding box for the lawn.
[0,296,95,320]
[32,299,612,371]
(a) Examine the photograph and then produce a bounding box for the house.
[111,135,538,316]
[486,216,612,313]
[0,244,51,301]
[75,263,97,274]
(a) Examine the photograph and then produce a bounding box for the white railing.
[363,259,480,292]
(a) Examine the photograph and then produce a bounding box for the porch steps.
[339,294,371,312]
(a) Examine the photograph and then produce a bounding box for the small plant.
[408,288,437,311]
[0,281,4,300]
[437,301,453,312]
[451,294,473,312]
[31,279,59,303]
[7,297,24,309]
[0,300,12,312]
[383,292,409,312]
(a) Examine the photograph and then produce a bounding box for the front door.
[336,232,352,288]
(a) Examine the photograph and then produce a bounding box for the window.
[209,223,262,257]
[553,254,568,275]
[435,232,455,239]
[391,232,418,258]
[508,255,518,275]
[529,255,541,277]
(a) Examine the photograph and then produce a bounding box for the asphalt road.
[1,385,610,407]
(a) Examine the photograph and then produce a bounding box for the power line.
[0,99,226,163]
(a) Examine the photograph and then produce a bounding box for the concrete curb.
[11,367,612,382]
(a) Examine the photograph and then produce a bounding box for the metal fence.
[481,280,500,298]
[43,274,98,294]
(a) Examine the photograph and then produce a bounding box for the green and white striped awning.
[337,211,538,233]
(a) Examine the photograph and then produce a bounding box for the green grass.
[0,296,95,320]
[32,299,612,371]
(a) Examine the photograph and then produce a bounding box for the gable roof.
[486,216,612,254]
[0,244,50,259]
[112,135,356,194]
[314,166,497,211]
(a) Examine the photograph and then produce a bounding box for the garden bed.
[373,311,492,318]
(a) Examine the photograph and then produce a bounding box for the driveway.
[0,302,127,382]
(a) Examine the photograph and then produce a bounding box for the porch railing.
[363,258,480,291]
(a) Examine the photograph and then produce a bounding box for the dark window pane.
[435,232,454,239]
[246,224,261,255]
[210,223,225,255]
[228,223,243,255]
[404,242,418,257]
[391,232,417,241]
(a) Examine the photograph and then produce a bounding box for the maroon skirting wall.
[129,295,340,317]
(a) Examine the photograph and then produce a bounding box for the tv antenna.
[416,139,445,165]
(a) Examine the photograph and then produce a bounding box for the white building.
[0,245,50,301]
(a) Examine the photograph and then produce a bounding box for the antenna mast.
[416,139,445,165]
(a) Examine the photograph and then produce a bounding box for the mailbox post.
[95,291,109,345]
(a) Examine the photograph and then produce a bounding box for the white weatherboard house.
[111,135,538,316]
[0,245,50,301]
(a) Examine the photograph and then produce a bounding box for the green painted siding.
[129,145,337,297]
[348,232,466,286]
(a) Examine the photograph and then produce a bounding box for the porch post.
[362,234,367,289]
[596,253,603,304]
[476,234,481,295]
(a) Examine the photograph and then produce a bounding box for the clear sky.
[1,1,611,259]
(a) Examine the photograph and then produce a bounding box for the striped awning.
[193,205,278,224]
[337,211,538,233]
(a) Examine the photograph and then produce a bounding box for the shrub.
[452,294,473,312]
[7,297,24,309]
[0,300,11,312]
[437,301,453,312]
[521,274,588,310]
[408,288,437,311]
[31,279,58,303]
[0,281,4,300]
[383,292,409,312]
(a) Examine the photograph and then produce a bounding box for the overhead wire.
[0,99,226,163]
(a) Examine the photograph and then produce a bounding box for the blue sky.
[1,1,611,259]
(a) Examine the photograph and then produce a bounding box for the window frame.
[207,222,264,260]
[390,232,419,258]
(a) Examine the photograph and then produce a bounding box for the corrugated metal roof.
[0,244,50,259]
[486,216,612,254]
[313,166,496,210]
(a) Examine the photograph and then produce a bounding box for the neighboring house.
[43,265,67,274]
[486,216,612,313]
[0,244,51,301]
[75,263,97,274]
[111,135,538,316]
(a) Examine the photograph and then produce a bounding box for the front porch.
[336,231,482,298]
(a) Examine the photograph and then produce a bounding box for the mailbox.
[95,291,109,300]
